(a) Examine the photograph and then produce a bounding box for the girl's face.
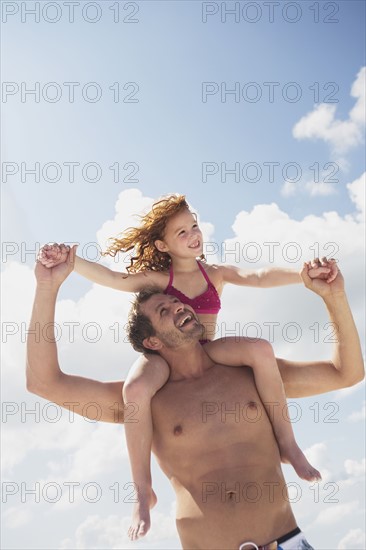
[155,208,203,259]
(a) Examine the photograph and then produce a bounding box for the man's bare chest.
[151,366,268,449]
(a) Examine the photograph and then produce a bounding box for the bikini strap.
[197,260,211,285]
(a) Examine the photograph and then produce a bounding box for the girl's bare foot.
[127,488,157,541]
[281,443,322,482]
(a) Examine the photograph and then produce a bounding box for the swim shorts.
[239,527,314,550]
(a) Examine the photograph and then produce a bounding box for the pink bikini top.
[164,261,221,315]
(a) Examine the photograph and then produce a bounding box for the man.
[27,247,364,549]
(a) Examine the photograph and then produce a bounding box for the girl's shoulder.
[140,268,170,289]
[200,262,225,286]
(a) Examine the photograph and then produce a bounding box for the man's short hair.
[127,287,163,354]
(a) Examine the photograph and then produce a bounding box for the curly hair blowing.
[103,194,191,273]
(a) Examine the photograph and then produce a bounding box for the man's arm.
[26,247,125,423]
[278,264,364,398]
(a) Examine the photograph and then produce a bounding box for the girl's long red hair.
[103,194,190,273]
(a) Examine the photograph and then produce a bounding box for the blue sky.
[1,1,365,549]
[2,1,365,248]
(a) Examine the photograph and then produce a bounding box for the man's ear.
[143,336,163,352]
[155,239,169,253]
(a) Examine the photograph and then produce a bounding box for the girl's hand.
[38,243,71,268]
[307,257,338,283]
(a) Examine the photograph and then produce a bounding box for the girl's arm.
[74,255,162,292]
[38,243,164,293]
[219,260,337,288]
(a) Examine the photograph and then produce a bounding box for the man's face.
[141,293,204,349]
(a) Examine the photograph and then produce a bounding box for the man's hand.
[35,245,77,290]
[38,243,70,268]
[301,258,344,298]
[307,257,338,283]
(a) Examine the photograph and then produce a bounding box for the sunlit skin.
[38,207,338,540]
[27,245,364,547]
[142,292,295,549]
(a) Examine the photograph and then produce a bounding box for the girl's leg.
[204,337,321,482]
[123,354,170,540]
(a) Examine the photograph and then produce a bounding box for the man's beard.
[158,322,204,348]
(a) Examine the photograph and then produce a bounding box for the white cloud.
[304,179,337,197]
[281,168,364,202]
[1,413,121,477]
[293,67,365,155]
[338,528,366,549]
[344,458,365,478]
[313,500,359,525]
[58,504,179,549]
[347,172,365,221]
[226,173,364,270]
[281,179,297,197]
[3,506,32,528]
[236,178,363,259]
[96,188,155,268]
[333,379,365,401]
[348,401,366,423]
[281,175,338,199]
[229,208,360,269]
[68,425,126,478]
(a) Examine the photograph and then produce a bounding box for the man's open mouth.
[177,313,194,328]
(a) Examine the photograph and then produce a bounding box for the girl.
[39,194,337,541]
